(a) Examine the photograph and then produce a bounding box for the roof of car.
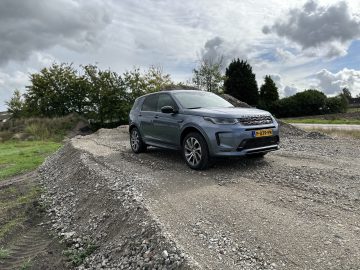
[139,89,204,98]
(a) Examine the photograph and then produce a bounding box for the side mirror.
[161,106,177,114]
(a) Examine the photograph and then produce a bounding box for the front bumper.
[202,122,280,157]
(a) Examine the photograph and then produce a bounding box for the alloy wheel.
[131,129,140,151]
[184,137,202,166]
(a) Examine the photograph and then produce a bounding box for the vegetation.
[192,57,224,93]
[224,59,259,106]
[0,248,10,259]
[283,118,360,125]
[63,243,98,266]
[299,127,360,140]
[259,75,279,110]
[0,140,60,179]
[6,64,177,126]
[271,89,348,118]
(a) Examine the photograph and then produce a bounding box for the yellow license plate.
[252,129,273,138]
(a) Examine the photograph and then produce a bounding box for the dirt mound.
[221,94,252,108]
[39,141,196,269]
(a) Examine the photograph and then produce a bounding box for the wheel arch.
[180,126,210,147]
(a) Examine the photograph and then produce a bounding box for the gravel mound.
[39,142,196,269]
[221,94,252,108]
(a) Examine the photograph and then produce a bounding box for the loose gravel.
[40,124,360,269]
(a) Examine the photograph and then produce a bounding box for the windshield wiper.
[187,107,202,109]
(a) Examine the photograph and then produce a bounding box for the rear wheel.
[130,127,147,153]
[182,132,209,170]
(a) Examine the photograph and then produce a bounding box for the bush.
[272,89,327,118]
[324,95,348,114]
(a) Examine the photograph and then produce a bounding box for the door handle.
[138,113,142,116]
[154,115,159,119]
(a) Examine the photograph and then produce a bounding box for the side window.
[141,94,159,111]
[157,94,177,111]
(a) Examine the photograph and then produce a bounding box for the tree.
[23,63,81,117]
[259,75,279,109]
[82,64,128,125]
[6,90,24,118]
[324,95,347,113]
[192,57,224,93]
[342,87,352,102]
[224,59,259,105]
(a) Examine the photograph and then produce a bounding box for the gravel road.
[41,125,360,269]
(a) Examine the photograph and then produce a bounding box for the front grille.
[238,115,273,126]
[238,136,279,150]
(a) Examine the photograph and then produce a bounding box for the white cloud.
[313,68,360,95]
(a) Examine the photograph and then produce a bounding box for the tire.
[247,152,267,158]
[182,132,209,170]
[130,127,147,153]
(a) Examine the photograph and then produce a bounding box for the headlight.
[204,117,239,125]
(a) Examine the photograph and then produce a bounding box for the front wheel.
[182,132,209,170]
[130,127,147,153]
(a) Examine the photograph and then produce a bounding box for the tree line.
[193,58,349,117]
[7,59,349,125]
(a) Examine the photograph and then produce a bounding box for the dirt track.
[49,126,360,270]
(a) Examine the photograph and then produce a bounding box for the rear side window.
[157,94,178,111]
[141,94,158,111]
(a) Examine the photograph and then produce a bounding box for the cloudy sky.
[1,0,360,110]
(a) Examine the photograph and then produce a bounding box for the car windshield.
[173,91,234,109]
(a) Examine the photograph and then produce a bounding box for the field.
[0,140,60,180]
[283,118,360,125]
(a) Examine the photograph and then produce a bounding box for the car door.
[153,93,183,147]
[139,94,159,142]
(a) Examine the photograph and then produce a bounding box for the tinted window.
[141,94,158,111]
[157,94,177,111]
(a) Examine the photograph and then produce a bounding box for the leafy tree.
[192,58,224,93]
[259,75,279,110]
[23,63,80,117]
[224,59,259,105]
[82,64,128,124]
[6,90,24,118]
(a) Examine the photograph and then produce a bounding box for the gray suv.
[129,90,279,170]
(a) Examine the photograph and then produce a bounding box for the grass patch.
[283,118,360,125]
[20,258,32,270]
[0,247,10,259]
[347,107,360,113]
[0,216,26,239]
[0,140,60,180]
[0,186,41,210]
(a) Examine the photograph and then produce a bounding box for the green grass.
[0,248,10,259]
[283,118,360,125]
[347,107,360,113]
[0,140,60,180]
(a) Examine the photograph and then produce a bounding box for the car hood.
[182,107,272,118]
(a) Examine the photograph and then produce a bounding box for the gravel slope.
[41,125,360,269]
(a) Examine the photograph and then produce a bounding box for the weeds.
[0,248,10,259]
[20,258,32,270]
[63,243,98,266]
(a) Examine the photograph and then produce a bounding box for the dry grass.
[301,127,360,140]
[0,114,82,142]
